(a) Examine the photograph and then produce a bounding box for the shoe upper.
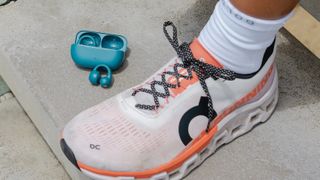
[62,31,277,173]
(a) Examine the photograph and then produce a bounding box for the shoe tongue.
[190,38,223,68]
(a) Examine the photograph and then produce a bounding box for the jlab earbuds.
[70,30,128,88]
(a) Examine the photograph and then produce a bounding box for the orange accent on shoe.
[60,130,64,139]
[76,64,275,179]
[190,38,223,68]
[168,70,198,96]
[169,38,223,96]
[78,126,218,178]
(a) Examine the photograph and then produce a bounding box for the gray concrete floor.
[301,0,320,21]
[0,94,70,180]
[0,0,319,180]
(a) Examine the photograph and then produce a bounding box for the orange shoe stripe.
[78,126,218,178]
[190,38,223,68]
[77,54,274,179]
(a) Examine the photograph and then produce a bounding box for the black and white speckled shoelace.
[132,21,236,130]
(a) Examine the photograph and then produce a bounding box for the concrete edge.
[0,92,13,103]
[0,50,77,179]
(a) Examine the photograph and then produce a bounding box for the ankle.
[198,0,293,74]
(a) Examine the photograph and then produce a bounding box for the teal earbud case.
[71,30,128,70]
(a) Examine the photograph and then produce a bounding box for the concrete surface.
[0,0,319,180]
[0,95,70,180]
[301,0,320,21]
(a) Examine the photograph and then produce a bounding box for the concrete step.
[0,96,70,180]
[0,0,319,179]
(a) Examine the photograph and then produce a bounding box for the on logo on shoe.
[179,96,217,146]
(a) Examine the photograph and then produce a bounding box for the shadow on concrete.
[177,0,320,111]
[276,29,320,111]
[300,0,320,21]
[0,76,10,96]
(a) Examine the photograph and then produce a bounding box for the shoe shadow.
[276,29,320,111]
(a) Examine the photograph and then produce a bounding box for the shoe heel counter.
[248,63,278,104]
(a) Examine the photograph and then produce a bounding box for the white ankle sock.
[198,0,293,74]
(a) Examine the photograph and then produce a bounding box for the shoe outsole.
[61,68,279,180]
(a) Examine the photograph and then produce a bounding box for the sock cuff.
[220,0,294,31]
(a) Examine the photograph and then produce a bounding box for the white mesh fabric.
[78,110,167,154]
[63,96,176,171]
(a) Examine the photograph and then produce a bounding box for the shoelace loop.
[132,21,236,131]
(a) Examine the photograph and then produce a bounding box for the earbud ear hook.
[89,64,113,88]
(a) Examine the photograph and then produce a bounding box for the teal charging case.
[71,31,127,70]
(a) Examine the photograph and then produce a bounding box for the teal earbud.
[89,65,112,88]
[78,33,100,47]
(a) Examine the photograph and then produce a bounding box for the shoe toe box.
[61,97,172,172]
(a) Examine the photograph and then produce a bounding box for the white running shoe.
[61,21,279,180]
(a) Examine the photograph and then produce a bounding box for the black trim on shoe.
[60,139,81,170]
[235,39,276,79]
